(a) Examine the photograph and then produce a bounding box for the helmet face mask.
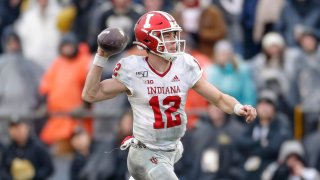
[134,11,185,61]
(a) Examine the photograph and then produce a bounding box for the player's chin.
[168,47,177,53]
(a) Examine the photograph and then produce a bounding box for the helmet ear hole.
[152,31,160,37]
[144,39,151,44]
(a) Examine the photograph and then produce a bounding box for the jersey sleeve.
[112,57,134,95]
[184,54,203,87]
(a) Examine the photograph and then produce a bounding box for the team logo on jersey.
[150,157,158,164]
[171,75,180,82]
[136,71,148,78]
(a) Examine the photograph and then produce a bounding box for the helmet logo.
[143,14,154,29]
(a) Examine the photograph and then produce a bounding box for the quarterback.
[82,11,257,180]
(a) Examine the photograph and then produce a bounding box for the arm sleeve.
[112,58,134,95]
[186,56,203,88]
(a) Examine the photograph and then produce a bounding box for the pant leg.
[148,163,178,180]
[127,146,181,180]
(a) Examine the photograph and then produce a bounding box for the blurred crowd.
[0,0,320,179]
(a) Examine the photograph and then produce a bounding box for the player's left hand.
[237,105,257,123]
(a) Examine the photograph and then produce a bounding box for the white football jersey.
[112,53,202,150]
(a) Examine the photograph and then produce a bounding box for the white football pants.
[127,141,183,180]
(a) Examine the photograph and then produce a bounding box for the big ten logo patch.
[144,79,154,84]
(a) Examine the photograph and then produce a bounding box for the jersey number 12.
[149,95,182,129]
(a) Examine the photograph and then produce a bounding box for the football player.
[82,11,257,180]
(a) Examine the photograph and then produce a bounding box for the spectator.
[143,0,165,12]
[39,33,92,148]
[206,40,256,107]
[236,90,290,180]
[241,0,260,59]
[212,0,244,54]
[70,128,95,180]
[1,119,54,180]
[303,131,320,169]
[285,153,320,180]
[250,32,299,116]
[241,0,286,59]
[171,0,203,37]
[253,0,285,45]
[277,0,320,46]
[289,27,320,135]
[268,141,320,180]
[0,0,22,53]
[296,27,319,55]
[56,4,77,34]
[0,142,3,169]
[180,104,244,180]
[70,0,97,43]
[92,0,142,51]
[70,110,133,180]
[85,0,113,53]
[316,148,320,173]
[14,0,61,70]
[0,27,44,144]
[133,0,173,12]
[197,5,226,59]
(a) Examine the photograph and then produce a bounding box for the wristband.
[233,103,244,115]
[93,54,108,67]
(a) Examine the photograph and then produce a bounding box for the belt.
[120,136,176,152]
[133,140,176,152]
[133,140,147,148]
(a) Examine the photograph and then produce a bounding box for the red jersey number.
[113,63,121,77]
[149,95,182,129]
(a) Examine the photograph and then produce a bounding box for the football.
[97,27,129,54]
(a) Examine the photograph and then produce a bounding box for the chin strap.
[150,50,177,62]
[133,41,179,62]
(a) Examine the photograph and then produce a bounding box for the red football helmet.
[134,11,185,61]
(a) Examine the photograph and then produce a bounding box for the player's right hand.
[97,47,111,58]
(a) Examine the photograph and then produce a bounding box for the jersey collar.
[145,57,172,77]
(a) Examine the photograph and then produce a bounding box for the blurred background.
[0,0,320,179]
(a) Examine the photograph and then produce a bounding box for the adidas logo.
[171,75,180,82]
